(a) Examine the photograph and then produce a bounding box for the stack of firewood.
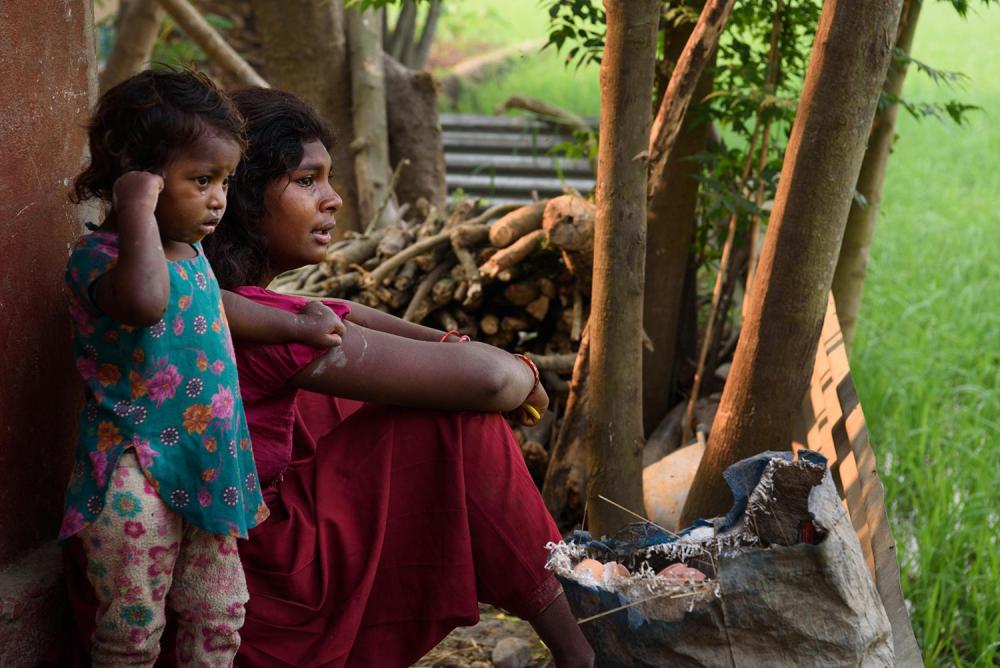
[271,194,596,453]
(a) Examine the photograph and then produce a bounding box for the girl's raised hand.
[111,170,164,217]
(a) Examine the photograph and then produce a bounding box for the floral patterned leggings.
[78,452,248,667]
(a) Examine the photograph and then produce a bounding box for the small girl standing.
[59,70,340,666]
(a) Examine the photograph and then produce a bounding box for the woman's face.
[259,140,342,275]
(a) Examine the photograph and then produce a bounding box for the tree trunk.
[386,1,416,61]
[542,331,591,531]
[347,7,391,231]
[252,0,361,236]
[383,54,446,212]
[642,13,715,436]
[586,0,660,538]
[157,0,267,87]
[409,0,442,70]
[680,0,904,526]
[832,0,921,353]
[100,0,164,93]
[647,0,736,188]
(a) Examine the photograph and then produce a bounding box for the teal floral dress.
[59,230,268,540]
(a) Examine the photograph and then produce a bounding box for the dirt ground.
[414,604,553,667]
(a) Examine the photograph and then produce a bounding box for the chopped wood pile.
[271,195,596,466]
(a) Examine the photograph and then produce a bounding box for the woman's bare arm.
[290,321,537,413]
[340,301,448,342]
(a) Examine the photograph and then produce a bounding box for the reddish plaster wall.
[0,0,96,566]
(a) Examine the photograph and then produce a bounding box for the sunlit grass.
[853,3,1000,664]
[452,2,1000,664]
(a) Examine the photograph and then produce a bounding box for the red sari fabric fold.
[238,392,562,667]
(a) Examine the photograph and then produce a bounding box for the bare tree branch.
[156,0,268,88]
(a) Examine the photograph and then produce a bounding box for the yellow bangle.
[521,403,541,421]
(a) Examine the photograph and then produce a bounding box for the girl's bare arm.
[92,172,169,326]
[290,321,538,413]
[222,291,344,347]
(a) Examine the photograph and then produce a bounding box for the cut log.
[488,201,548,248]
[376,225,411,257]
[479,313,500,336]
[504,281,539,307]
[525,295,550,321]
[431,274,457,305]
[479,229,546,279]
[542,195,596,293]
[403,261,451,323]
[327,229,386,274]
[392,260,418,290]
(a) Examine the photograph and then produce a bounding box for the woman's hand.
[509,380,549,427]
[294,301,345,348]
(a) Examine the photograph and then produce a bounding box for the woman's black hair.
[73,68,245,203]
[203,87,334,289]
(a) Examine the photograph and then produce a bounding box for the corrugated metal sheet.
[441,113,596,206]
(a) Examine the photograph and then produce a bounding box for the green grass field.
[448,2,1000,664]
[853,4,1000,664]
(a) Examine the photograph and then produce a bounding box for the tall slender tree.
[642,8,716,436]
[680,0,905,525]
[100,0,164,93]
[347,6,391,230]
[252,0,361,235]
[585,0,660,537]
[832,0,921,352]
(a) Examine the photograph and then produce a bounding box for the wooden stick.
[647,0,736,188]
[156,0,269,87]
[449,223,489,248]
[451,237,482,307]
[479,229,545,279]
[392,260,419,290]
[319,271,362,295]
[466,202,523,227]
[683,124,763,445]
[365,158,410,234]
[363,229,451,289]
[571,288,584,341]
[495,94,591,133]
[328,229,387,274]
[682,5,783,444]
[403,261,450,323]
[526,352,578,373]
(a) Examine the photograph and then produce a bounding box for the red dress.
[54,288,563,667]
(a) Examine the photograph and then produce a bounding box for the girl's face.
[259,140,342,276]
[155,130,241,256]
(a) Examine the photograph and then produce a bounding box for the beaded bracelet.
[439,330,471,343]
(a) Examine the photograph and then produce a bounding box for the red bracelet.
[512,353,540,389]
[440,330,471,343]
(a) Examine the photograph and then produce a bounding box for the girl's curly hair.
[73,68,245,203]
[203,87,334,289]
